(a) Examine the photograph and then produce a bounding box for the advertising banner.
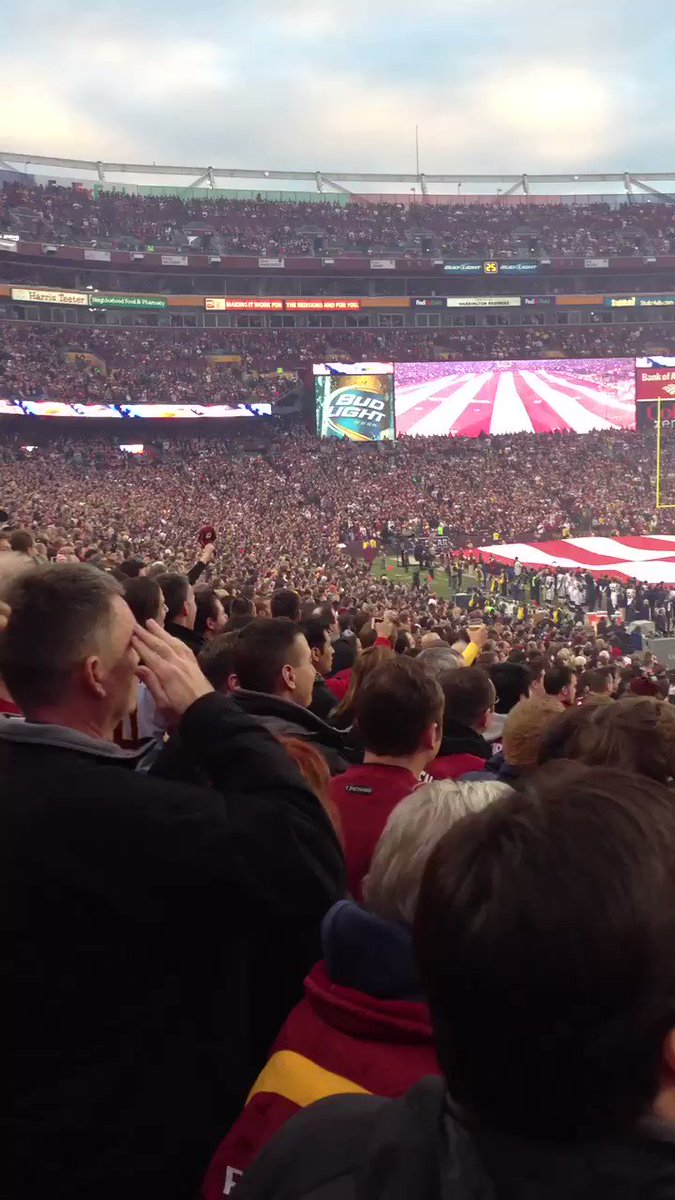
[11,287,89,306]
[637,296,675,308]
[161,255,189,266]
[314,362,395,441]
[285,299,361,311]
[443,262,483,274]
[89,295,167,309]
[258,257,285,268]
[498,262,539,274]
[446,296,521,308]
[205,298,283,311]
[0,401,271,419]
[84,249,111,262]
[370,259,396,270]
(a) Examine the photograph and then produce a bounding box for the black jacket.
[164,618,204,656]
[232,690,350,775]
[235,1076,675,1200]
[0,695,345,1200]
[310,676,337,722]
[438,719,492,762]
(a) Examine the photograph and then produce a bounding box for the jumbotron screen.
[314,362,395,442]
[635,356,675,429]
[0,401,272,419]
[393,358,636,437]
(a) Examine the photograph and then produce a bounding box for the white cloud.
[466,64,619,166]
[50,35,233,101]
[0,0,662,172]
[0,68,138,158]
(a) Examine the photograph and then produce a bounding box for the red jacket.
[330,763,420,899]
[325,669,351,702]
[429,752,487,779]
[201,909,439,1200]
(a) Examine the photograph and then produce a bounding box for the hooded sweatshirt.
[201,900,439,1199]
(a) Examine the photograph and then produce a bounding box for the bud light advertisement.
[314,362,396,442]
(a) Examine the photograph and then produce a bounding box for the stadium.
[7,6,675,1195]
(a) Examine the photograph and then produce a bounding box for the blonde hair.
[503,696,564,770]
[363,779,511,924]
[332,643,394,725]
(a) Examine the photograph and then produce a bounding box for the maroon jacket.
[201,901,439,1199]
[329,763,420,899]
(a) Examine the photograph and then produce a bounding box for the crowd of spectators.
[3,180,675,256]
[0,323,290,405]
[1,318,674,392]
[0,425,660,601]
[6,179,675,1200]
[4,517,675,1198]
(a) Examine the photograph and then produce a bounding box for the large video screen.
[635,357,675,428]
[314,362,395,442]
[394,359,635,437]
[0,400,271,419]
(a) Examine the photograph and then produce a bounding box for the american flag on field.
[394,358,635,437]
[469,536,675,584]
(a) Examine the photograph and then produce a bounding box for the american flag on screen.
[394,359,635,436]
[469,536,675,584]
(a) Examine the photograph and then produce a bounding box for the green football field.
[370,556,481,600]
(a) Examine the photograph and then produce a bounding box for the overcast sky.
[1,0,673,175]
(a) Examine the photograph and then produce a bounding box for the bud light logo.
[325,386,393,441]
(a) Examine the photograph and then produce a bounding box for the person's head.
[536,698,605,765]
[439,667,495,734]
[228,595,255,628]
[278,735,341,839]
[489,662,532,714]
[502,696,564,771]
[629,675,661,698]
[364,778,510,925]
[332,643,395,724]
[232,617,316,707]
[299,617,334,678]
[331,629,358,675]
[10,529,35,557]
[419,631,445,650]
[415,764,675,1140]
[198,630,240,693]
[157,573,196,630]
[526,653,546,697]
[394,629,414,655]
[312,602,340,640]
[271,588,300,622]
[576,696,675,785]
[417,644,464,681]
[0,564,138,736]
[123,575,166,627]
[194,587,227,641]
[578,666,613,701]
[357,657,443,770]
[0,535,11,553]
[118,558,146,580]
[543,663,577,705]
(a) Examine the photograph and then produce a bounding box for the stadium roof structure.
[2,151,675,199]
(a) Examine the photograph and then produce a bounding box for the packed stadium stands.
[9,170,675,1200]
[2,181,675,256]
[0,319,673,401]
